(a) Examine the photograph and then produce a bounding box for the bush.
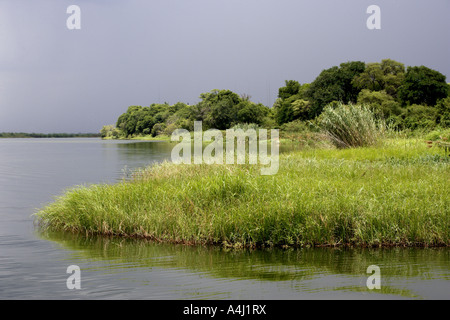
[319,103,384,148]
[425,128,450,141]
[151,123,166,137]
[398,66,448,107]
[279,119,317,133]
[100,125,122,139]
[357,89,402,118]
[229,123,261,131]
[163,123,178,136]
[435,97,450,128]
[399,105,438,130]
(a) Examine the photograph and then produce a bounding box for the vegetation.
[398,66,448,106]
[35,135,449,248]
[39,231,448,298]
[105,90,274,140]
[318,103,384,148]
[33,59,450,249]
[0,132,100,138]
[101,59,448,140]
[305,61,366,118]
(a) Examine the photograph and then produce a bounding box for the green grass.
[102,134,174,141]
[129,134,174,141]
[319,103,385,148]
[34,138,449,248]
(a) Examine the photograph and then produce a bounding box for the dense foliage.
[103,59,449,139]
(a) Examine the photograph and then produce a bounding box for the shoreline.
[34,138,449,250]
[39,229,448,250]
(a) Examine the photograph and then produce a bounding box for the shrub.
[399,104,438,130]
[435,97,450,128]
[425,128,450,141]
[319,103,384,148]
[357,89,402,118]
[151,123,166,137]
[230,123,261,131]
[280,119,316,133]
[100,125,122,139]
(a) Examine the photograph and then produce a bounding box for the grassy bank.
[102,134,173,141]
[34,138,449,248]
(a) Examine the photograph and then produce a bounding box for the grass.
[34,137,449,248]
[102,134,174,141]
[319,103,385,148]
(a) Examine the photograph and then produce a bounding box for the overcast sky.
[0,0,449,133]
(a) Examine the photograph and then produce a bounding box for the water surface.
[0,138,448,299]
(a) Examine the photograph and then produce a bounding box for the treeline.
[102,59,450,139]
[275,59,450,130]
[0,132,101,138]
[102,90,273,138]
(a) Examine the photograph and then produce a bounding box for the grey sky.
[0,0,449,133]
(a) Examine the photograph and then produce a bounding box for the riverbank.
[0,132,101,138]
[102,134,174,142]
[102,131,332,149]
[34,138,449,248]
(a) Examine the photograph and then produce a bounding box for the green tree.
[435,97,450,128]
[278,80,301,100]
[100,125,117,138]
[357,89,402,118]
[116,106,144,136]
[235,101,268,125]
[398,66,448,106]
[136,115,155,134]
[352,59,405,98]
[198,89,242,129]
[275,81,311,124]
[399,104,438,130]
[306,61,365,118]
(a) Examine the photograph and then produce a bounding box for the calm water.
[0,138,448,300]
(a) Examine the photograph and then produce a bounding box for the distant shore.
[0,132,101,138]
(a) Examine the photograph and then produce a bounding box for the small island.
[35,59,450,249]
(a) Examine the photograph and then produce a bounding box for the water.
[0,138,448,300]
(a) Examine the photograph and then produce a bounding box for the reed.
[319,103,385,148]
[34,138,449,248]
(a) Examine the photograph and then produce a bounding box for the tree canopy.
[306,61,366,117]
[104,59,449,138]
[398,66,448,106]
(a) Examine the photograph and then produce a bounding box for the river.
[0,138,448,299]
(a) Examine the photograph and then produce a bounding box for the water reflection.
[1,138,448,299]
[38,231,450,299]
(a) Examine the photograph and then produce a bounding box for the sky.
[0,0,449,133]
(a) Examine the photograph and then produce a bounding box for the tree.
[306,61,365,118]
[398,66,448,106]
[357,89,402,118]
[136,115,155,134]
[290,99,311,120]
[399,104,438,130]
[278,80,301,100]
[208,99,236,130]
[352,59,405,98]
[116,106,143,136]
[235,101,268,125]
[380,59,406,97]
[100,125,120,139]
[197,89,242,129]
[435,97,450,128]
[275,81,311,124]
[339,61,368,103]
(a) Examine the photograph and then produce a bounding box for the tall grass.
[319,103,385,148]
[34,139,449,248]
